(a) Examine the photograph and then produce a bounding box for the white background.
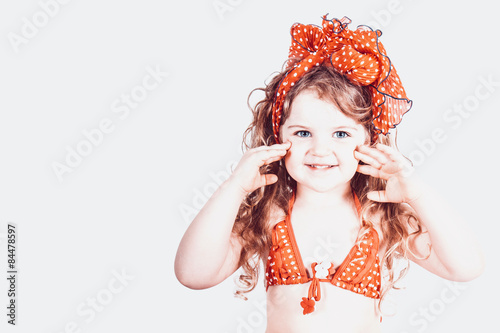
[1,0,498,332]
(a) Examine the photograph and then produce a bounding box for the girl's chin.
[291,171,357,193]
[296,180,350,194]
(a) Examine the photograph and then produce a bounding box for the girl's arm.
[174,179,246,289]
[174,142,291,289]
[401,181,484,281]
[355,144,484,281]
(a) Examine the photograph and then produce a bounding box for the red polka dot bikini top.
[265,193,381,315]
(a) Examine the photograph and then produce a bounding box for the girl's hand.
[354,143,422,203]
[229,141,291,196]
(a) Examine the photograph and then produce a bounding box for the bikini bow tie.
[272,14,412,142]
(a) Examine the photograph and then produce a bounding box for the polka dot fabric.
[265,194,381,315]
[271,14,412,142]
[266,221,308,286]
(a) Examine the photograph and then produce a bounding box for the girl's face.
[281,90,368,194]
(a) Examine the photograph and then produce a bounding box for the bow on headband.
[272,15,412,142]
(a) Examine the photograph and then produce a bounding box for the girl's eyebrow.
[287,125,310,129]
[334,125,359,132]
[286,124,359,131]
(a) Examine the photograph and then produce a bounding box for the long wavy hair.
[232,64,428,312]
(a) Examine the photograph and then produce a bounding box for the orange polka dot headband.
[272,15,412,142]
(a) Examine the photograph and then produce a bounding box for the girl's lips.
[305,164,338,169]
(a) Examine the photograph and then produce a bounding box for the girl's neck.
[294,183,353,210]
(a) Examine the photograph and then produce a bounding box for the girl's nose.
[311,136,332,157]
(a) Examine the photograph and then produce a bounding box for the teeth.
[309,165,332,169]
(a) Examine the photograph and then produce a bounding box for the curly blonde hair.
[232,64,427,311]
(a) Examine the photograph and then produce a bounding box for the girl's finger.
[260,174,278,186]
[367,190,391,202]
[272,141,292,149]
[252,145,284,153]
[374,143,411,167]
[354,150,383,169]
[262,152,287,165]
[356,145,390,165]
[248,146,288,166]
[260,141,291,151]
[356,164,378,177]
[356,164,390,180]
[374,143,398,156]
[251,142,291,156]
[253,147,287,158]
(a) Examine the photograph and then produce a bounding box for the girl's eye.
[295,130,311,138]
[333,131,350,139]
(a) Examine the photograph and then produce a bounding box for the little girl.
[175,15,484,332]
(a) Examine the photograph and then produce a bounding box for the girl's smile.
[305,164,337,169]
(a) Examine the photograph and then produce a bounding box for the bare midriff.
[266,283,382,333]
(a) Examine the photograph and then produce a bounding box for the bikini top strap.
[353,191,362,215]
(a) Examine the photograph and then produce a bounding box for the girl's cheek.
[283,133,298,144]
[336,141,361,161]
[287,139,308,157]
[334,140,357,151]
[284,139,306,164]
